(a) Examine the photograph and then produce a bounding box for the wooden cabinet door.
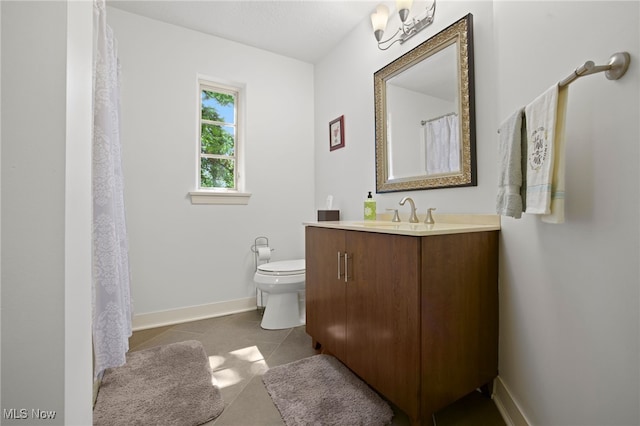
[344,231,421,420]
[305,226,347,360]
[420,231,499,419]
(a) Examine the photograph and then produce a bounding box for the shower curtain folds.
[92,0,132,379]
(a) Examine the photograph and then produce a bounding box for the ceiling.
[107,0,381,64]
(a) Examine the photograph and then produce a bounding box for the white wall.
[64,1,94,424]
[1,0,3,413]
[2,2,93,423]
[494,2,639,425]
[107,8,315,316]
[315,1,639,425]
[1,2,67,423]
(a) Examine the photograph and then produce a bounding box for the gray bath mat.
[93,340,224,426]
[262,354,393,425]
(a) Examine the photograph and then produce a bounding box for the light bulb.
[371,4,389,31]
[395,0,413,22]
[371,4,389,41]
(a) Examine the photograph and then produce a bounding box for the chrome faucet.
[399,197,419,223]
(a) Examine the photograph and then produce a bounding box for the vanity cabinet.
[305,225,498,426]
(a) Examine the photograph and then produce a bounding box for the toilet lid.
[257,259,305,276]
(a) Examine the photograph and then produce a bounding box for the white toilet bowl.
[254,259,305,330]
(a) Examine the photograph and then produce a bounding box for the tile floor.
[129,310,505,426]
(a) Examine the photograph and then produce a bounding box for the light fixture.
[371,0,436,50]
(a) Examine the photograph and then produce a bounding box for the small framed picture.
[329,115,345,151]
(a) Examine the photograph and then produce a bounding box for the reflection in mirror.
[375,14,476,192]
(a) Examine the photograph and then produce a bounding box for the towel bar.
[558,52,630,87]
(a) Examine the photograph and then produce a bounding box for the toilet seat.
[256,259,305,276]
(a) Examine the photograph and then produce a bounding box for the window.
[191,78,250,205]
[199,82,237,189]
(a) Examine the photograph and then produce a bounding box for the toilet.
[254,259,306,330]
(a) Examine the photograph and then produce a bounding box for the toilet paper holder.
[251,236,274,271]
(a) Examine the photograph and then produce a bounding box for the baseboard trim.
[132,297,257,331]
[492,376,531,426]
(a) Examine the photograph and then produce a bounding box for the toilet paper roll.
[257,247,271,261]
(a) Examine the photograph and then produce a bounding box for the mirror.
[375,14,476,192]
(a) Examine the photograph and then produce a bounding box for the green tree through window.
[200,86,237,189]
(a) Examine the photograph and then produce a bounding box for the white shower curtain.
[92,0,132,378]
[424,114,460,175]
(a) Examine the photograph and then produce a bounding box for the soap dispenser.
[364,191,376,221]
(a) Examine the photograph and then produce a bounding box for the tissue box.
[317,210,340,221]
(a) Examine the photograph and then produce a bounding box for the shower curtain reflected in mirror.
[92,0,132,378]
[423,113,460,175]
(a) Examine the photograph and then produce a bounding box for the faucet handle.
[386,208,401,222]
[425,208,436,224]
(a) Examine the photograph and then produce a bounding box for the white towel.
[496,108,524,218]
[541,85,568,224]
[524,85,559,214]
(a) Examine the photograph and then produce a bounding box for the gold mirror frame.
[375,14,476,192]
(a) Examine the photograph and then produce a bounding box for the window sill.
[189,191,252,205]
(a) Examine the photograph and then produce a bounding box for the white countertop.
[304,214,500,237]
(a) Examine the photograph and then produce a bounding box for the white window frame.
[190,76,251,205]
